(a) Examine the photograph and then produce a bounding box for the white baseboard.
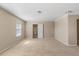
[55,38,77,46]
[0,39,23,54]
[68,44,77,46]
[26,37,54,40]
[55,38,69,46]
[0,47,9,54]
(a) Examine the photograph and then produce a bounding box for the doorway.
[33,24,38,38]
[33,24,44,38]
[77,19,79,45]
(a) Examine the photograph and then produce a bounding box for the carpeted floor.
[1,38,79,56]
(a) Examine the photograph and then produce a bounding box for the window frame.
[16,23,22,37]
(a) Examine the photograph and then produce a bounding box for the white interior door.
[38,24,44,38]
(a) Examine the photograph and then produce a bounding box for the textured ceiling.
[0,3,79,21]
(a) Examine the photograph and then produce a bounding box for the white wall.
[0,8,25,52]
[55,14,79,46]
[55,14,69,46]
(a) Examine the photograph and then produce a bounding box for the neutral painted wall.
[26,21,54,39]
[55,14,79,46]
[0,9,25,52]
[55,14,69,46]
[44,22,54,38]
[68,15,79,46]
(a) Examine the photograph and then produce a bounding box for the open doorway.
[33,24,38,38]
[33,24,44,38]
[77,19,79,46]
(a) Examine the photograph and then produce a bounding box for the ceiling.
[0,3,79,21]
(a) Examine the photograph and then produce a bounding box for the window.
[16,23,22,37]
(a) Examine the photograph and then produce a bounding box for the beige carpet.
[1,38,79,56]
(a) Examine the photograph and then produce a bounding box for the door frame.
[33,24,38,38]
[38,24,44,38]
